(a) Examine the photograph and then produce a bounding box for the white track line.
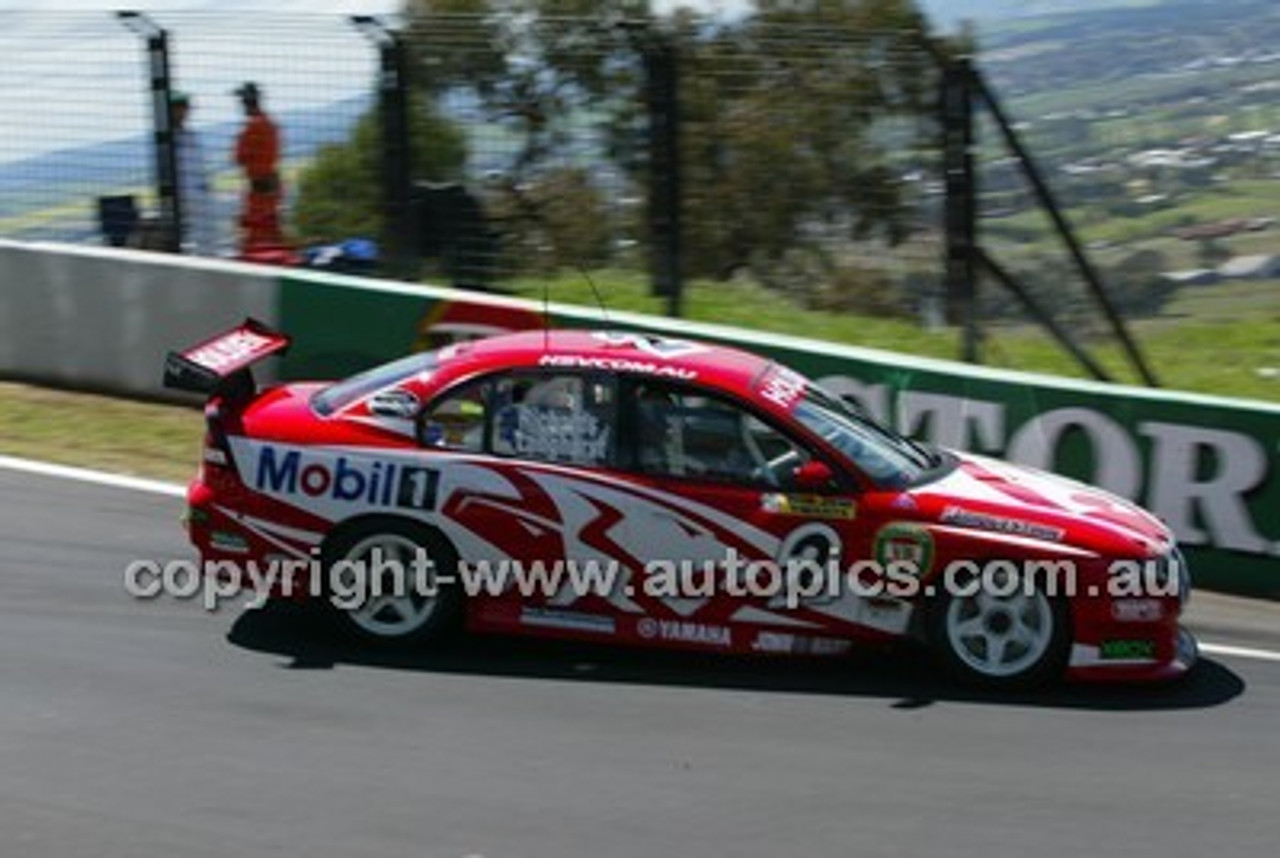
[0,454,184,497]
[1199,642,1280,665]
[2,454,1280,666]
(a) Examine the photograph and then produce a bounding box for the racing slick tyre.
[926,566,1071,689]
[320,518,464,646]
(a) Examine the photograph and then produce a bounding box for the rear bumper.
[184,478,321,597]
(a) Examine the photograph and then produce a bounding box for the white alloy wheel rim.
[336,532,438,638]
[945,586,1054,678]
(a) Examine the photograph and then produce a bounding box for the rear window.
[312,352,438,416]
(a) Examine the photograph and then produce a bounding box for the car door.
[418,368,620,565]
[611,378,871,642]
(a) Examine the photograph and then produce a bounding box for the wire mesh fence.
[0,11,150,245]
[671,19,945,319]
[967,2,1280,388]
[393,13,656,290]
[0,11,377,255]
[0,9,950,323]
[5,6,1280,397]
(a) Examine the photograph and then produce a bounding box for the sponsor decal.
[507,408,610,465]
[1111,598,1165,623]
[939,506,1065,542]
[761,493,856,520]
[413,299,544,352]
[872,523,935,576]
[798,637,854,656]
[751,632,852,655]
[752,631,795,653]
[537,354,697,380]
[1099,638,1158,661]
[520,607,616,635]
[255,447,439,511]
[758,365,808,409]
[636,617,732,647]
[187,330,273,372]
[591,331,707,358]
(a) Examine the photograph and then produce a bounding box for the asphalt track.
[2,465,1279,858]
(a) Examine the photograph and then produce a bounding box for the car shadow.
[227,601,1245,712]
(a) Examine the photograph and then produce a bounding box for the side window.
[420,381,489,452]
[632,382,813,489]
[491,373,616,467]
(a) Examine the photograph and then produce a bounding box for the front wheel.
[927,574,1070,688]
[321,519,463,646]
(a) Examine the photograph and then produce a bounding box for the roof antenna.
[542,268,551,351]
[493,172,611,345]
[574,261,611,326]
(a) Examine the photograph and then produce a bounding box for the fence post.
[643,31,683,318]
[117,11,180,253]
[942,54,978,363]
[353,16,414,279]
[972,68,1159,386]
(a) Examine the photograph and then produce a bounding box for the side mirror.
[368,388,421,418]
[792,460,835,491]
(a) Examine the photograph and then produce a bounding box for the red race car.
[168,321,1197,687]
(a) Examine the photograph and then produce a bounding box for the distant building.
[1217,254,1280,280]
[1228,130,1271,145]
[1174,220,1248,240]
[1127,148,1217,170]
[1160,269,1220,287]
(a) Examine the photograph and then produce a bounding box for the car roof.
[434,329,780,402]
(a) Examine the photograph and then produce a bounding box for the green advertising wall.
[279,272,1280,598]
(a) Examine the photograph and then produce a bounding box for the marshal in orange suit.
[233,82,284,252]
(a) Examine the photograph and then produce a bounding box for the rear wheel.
[928,571,1070,688]
[321,519,462,645]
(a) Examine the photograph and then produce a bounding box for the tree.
[405,1,648,273]
[1109,248,1176,318]
[404,0,942,295]
[292,91,468,247]
[488,167,619,272]
[679,2,937,282]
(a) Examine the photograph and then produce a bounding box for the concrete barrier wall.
[2,241,1278,596]
[0,240,279,399]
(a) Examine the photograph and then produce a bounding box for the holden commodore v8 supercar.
[167,321,1197,687]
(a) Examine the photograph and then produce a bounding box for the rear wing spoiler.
[163,318,291,397]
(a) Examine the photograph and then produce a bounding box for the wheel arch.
[320,512,458,568]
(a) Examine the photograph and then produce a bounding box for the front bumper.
[1066,625,1199,684]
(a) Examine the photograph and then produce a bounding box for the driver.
[682,403,753,483]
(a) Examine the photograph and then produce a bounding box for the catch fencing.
[0,9,947,320]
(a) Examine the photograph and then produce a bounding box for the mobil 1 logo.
[255,447,441,512]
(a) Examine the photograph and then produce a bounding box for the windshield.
[312,352,438,416]
[793,386,936,488]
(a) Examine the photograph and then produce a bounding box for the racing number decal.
[769,523,842,609]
